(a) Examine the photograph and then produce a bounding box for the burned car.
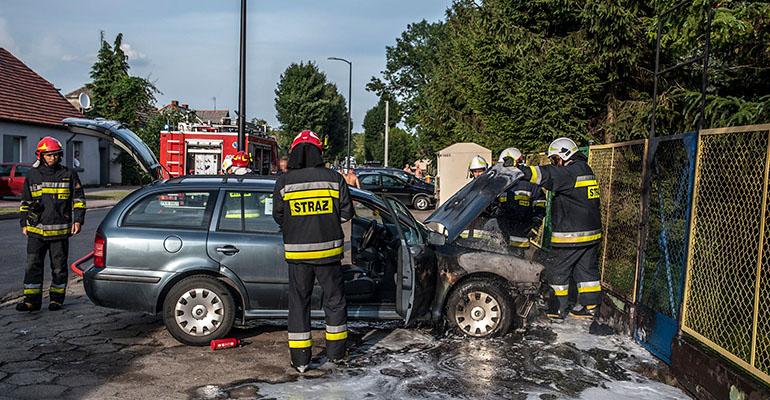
[66,118,544,345]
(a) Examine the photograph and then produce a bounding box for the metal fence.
[588,140,648,303]
[682,124,770,384]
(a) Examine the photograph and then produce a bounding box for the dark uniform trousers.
[24,237,69,305]
[288,262,347,367]
[546,244,601,314]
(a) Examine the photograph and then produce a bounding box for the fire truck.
[160,123,279,177]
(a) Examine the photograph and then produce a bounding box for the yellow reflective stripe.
[534,200,546,208]
[578,285,602,293]
[30,188,71,197]
[244,212,260,218]
[551,233,602,244]
[553,289,568,296]
[288,339,313,349]
[49,287,66,294]
[285,246,344,260]
[19,206,29,212]
[514,195,530,201]
[574,179,598,188]
[73,202,86,209]
[325,331,348,341]
[509,241,530,248]
[25,226,70,237]
[282,189,339,200]
[529,166,538,184]
[498,196,507,203]
[24,288,42,295]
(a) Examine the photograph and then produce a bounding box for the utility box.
[160,124,279,177]
[436,142,491,205]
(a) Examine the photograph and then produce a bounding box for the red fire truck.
[160,123,279,177]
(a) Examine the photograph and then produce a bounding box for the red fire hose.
[70,251,94,277]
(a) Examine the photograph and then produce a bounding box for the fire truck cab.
[160,123,278,177]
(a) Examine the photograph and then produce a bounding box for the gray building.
[0,48,120,185]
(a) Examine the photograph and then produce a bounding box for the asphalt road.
[0,207,111,302]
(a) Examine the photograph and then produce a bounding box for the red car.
[0,163,32,198]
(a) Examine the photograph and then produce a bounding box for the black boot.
[48,301,63,311]
[16,301,41,312]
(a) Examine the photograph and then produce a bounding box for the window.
[15,166,30,177]
[217,191,279,233]
[0,165,11,177]
[2,136,24,163]
[386,198,422,246]
[123,191,214,230]
[359,174,380,186]
[382,175,404,189]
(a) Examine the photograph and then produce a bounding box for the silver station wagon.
[66,118,544,345]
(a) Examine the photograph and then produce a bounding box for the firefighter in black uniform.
[517,138,602,320]
[458,156,500,245]
[498,147,546,257]
[273,130,354,372]
[17,136,85,312]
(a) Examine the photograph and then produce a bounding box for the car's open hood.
[425,164,522,242]
[63,118,164,180]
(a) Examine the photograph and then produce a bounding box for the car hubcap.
[417,198,427,209]
[454,291,501,337]
[175,288,224,336]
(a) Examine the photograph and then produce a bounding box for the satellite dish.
[78,92,91,110]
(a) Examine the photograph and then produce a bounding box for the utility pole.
[384,100,389,167]
[237,0,247,151]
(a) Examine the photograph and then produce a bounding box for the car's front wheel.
[445,278,514,338]
[412,195,431,211]
[163,275,235,346]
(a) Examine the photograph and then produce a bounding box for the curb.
[0,204,117,220]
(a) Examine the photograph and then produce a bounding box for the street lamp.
[327,57,352,169]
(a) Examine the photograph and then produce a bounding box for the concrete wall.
[436,142,492,205]
[0,121,120,186]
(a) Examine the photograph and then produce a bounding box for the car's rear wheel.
[413,195,431,211]
[163,275,235,346]
[446,278,513,338]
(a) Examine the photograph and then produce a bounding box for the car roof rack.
[165,175,277,185]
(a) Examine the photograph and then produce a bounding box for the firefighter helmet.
[290,130,323,151]
[547,137,579,161]
[468,155,489,172]
[221,155,234,172]
[36,136,63,157]
[498,147,523,163]
[231,151,252,168]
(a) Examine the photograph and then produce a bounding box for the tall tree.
[363,96,401,163]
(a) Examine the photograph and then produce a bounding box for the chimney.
[181,104,189,109]
[171,100,179,107]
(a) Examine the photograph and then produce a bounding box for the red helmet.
[290,130,323,151]
[231,151,252,168]
[36,136,63,157]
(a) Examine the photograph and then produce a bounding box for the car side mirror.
[427,231,446,246]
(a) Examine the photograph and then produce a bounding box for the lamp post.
[237,0,247,151]
[327,57,352,169]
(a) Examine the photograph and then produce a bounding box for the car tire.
[163,275,235,346]
[445,278,514,338]
[412,195,431,211]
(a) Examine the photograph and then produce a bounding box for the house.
[64,86,92,111]
[0,48,121,185]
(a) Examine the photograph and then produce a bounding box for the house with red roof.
[0,48,121,185]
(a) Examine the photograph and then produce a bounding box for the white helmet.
[498,147,523,163]
[468,155,489,171]
[547,137,579,161]
[221,155,234,172]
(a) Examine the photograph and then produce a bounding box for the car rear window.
[217,191,279,233]
[122,191,215,230]
[0,165,11,177]
[15,166,30,176]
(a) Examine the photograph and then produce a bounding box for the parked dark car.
[65,118,543,346]
[358,171,436,211]
[0,162,32,198]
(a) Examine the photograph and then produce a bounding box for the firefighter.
[221,155,234,174]
[517,138,602,320]
[272,130,353,372]
[229,151,253,175]
[498,147,546,257]
[17,137,85,312]
[468,155,488,179]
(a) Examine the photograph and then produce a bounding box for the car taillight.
[94,232,106,268]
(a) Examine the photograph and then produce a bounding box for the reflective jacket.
[273,167,354,264]
[19,163,85,240]
[518,157,601,247]
[497,179,546,248]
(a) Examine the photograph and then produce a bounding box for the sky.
[0,0,449,131]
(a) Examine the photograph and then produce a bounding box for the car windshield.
[0,165,12,177]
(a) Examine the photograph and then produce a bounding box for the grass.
[85,190,132,201]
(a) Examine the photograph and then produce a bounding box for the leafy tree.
[363,96,401,163]
[274,62,349,162]
[387,127,416,169]
[86,33,159,184]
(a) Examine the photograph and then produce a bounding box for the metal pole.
[347,61,352,170]
[384,100,389,167]
[237,0,247,151]
[697,7,713,133]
